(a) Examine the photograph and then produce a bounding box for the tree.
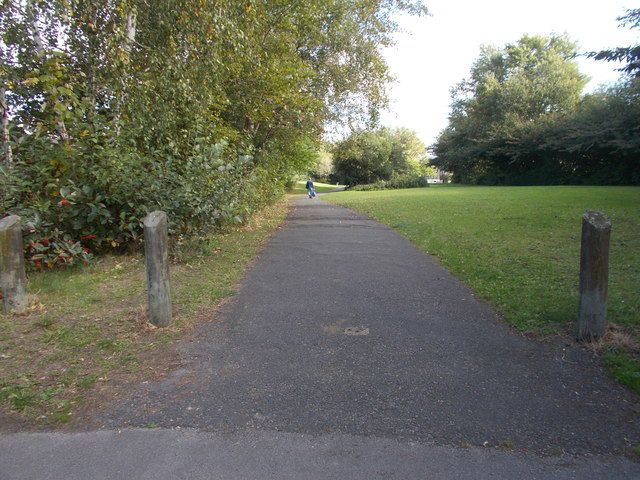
[588,9,640,78]
[332,127,425,185]
[1,0,429,262]
[432,34,588,184]
[540,80,640,184]
[309,145,334,181]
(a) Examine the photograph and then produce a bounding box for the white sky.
[380,0,639,147]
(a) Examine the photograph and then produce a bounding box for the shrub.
[2,137,270,264]
[25,230,94,270]
[348,175,429,191]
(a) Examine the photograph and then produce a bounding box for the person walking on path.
[306,178,315,198]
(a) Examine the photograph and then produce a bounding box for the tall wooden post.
[144,211,172,327]
[578,210,611,342]
[0,215,28,313]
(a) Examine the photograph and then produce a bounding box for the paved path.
[1,195,639,479]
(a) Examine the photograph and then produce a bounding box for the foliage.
[0,0,428,257]
[432,34,589,184]
[434,78,640,186]
[433,22,640,187]
[25,230,94,270]
[588,8,640,78]
[540,80,640,185]
[308,146,334,181]
[348,174,429,191]
[332,127,426,185]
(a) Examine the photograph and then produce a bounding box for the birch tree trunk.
[125,12,137,52]
[114,11,137,137]
[25,0,69,144]
[0,86,12,163]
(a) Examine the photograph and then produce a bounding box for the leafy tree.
[1,0,428,265]
[333,127,425,185]
[588,8,640,78]
[540,80,640,184]
[309,145,334,181]
[432,34,588,184]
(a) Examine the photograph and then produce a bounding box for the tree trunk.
[125,12,137,52]
[26,0,69,144]
[0,86,12,163]
[114,11,137,137]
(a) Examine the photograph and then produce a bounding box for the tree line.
[431,9,640,186]
[330,127,434,186]
[0,0,427,267]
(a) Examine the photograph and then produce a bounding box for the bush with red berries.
[25,230,94,270]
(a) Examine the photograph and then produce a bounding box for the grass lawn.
[0,201,289,425]
[325,184,640,392]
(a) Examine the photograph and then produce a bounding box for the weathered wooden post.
[144,211,172,327]
[0,215,28,313]
[578,210,611,342]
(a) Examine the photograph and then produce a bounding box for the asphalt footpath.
[1,193,639,479]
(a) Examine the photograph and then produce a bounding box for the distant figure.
[306,178,315,198]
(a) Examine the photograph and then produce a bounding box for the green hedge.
[348,175,429,191]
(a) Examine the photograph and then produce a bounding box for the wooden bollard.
[144,211,172,327]
[578,210,611,342]
[0,215,28,313]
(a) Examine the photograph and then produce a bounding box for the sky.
[380,0,639,148]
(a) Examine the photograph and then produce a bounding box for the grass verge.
[325,185,640,393]
[0,201,289,426]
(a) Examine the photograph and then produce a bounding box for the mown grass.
[326,185,640,392]
[0,201,289,426]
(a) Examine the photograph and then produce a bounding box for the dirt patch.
[584,323,640,354]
